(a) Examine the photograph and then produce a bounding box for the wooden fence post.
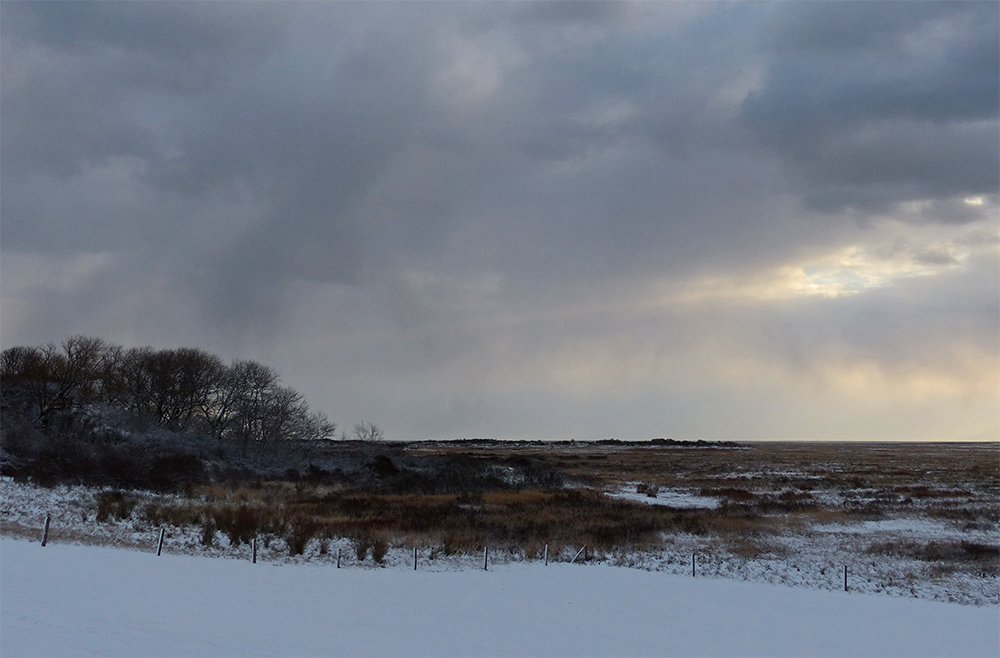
[544,544,548,566]
[41,514,51,547]
[414,546,417,571]
[157,527,165,556]
[844,565,848,592]
[337,548,341,569]
[252,537,257,564]
[484,547,488,571]
[692,553,696,577]
[570,546,586,564]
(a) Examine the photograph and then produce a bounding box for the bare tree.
[3,338,339,453]
[352,421,384,442]
[113,347,224,432]
[257,385,336,443]
[1,345,51,423]
[225,360,279,446]
[59,336,109,404]
[1,336,113,425]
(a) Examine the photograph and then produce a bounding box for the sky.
[2,1,997,442]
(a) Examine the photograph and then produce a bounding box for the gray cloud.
[742,1,999,214]
[2,1,996,441]
[1,3,285,176]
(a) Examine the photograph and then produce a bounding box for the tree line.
[1,336,337,446]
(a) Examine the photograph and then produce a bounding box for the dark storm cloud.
[157,9,445,336]
[742,1,999,214]
[2,2,433,338]
[512,1,629,27]
[1,2,285,177]
[3,1,993,307]
[0,1,289,263]
[5,1,281,60]
[0,0,777,307]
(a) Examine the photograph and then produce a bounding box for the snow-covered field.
[604,482,1000,607]
[3,537,998,657]
[2,480,998,607]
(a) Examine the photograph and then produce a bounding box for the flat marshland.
[2,440,997,605]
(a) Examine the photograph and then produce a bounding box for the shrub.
[95,490,136,522]
[285,516,319,556]
[200,518,217,546]
[353,534,372,561]
[147,453,205,491]
[371,535,389,564]
[636,482,659,497]
[212,505,262,546]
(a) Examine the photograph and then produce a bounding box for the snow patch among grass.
[607,484,721,508]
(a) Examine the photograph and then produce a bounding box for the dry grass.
[408,441,997,493]
[95,490,137,522]
[141,486,752,556]
[866,539,1000,575]
[29,441,997,575]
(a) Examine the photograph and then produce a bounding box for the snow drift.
[2,538,997,657]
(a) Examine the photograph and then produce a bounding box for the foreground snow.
[2,538,997,657]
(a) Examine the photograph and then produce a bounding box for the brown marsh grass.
[125,441,998,574]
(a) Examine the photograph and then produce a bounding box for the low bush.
[212,505,263,546]
[200,518,217,546]
[285,516,320,556]
[95,490,136,522]
[353,534,372,560]
[371,535,389,563]
[636,482,659,497]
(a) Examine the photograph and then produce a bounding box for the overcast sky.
[2,1,997,442]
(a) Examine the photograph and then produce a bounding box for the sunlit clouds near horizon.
[2,1,997,442]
